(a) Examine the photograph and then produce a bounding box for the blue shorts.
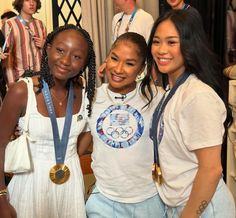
[164,179,235,218]
[86,186,166,218]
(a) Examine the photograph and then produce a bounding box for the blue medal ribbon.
[16,15,35,36]
[114,7,138,41]
[16,15,28,26]
[42,80,74,164]
[150,72,190,166]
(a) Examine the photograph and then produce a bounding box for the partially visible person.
[152,0,202,85]
[166,0,190,9]
[166,0,202,26]
[226,0,236,66]
[2,0,47,85]
[98,0,154,77]
[112,0,154,43]
[144,9,235,217]
[1,11,17,27]
[0,10,17,108]
[0,24,96,218]
[79,32,165,218]
[167,0,202,22]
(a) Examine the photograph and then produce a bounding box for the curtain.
[187,0,227,67]
[81,0,113,86]
[135,0,159,20]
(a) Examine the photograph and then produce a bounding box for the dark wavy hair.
[142,9,232,128]
[36,24,96,116]
[13,0,41,13]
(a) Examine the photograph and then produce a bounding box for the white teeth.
[159,58,169,62]
[111,74,122,81]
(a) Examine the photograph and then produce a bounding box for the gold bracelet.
[0,188,8,197]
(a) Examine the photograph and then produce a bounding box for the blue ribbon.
[42,80,74,164]
[16,15,28,26]
[150,72,190,165]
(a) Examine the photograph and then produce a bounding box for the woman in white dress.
[0,24,96,218]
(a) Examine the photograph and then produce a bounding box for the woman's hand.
[0,51,9,60]
[97,62,106,78]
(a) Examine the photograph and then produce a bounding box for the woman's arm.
[77,131,93,156]
[181,145,222,218]
[0,81,27,218]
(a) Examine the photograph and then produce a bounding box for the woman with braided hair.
[0,24,96,218]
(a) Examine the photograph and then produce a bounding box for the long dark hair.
[142,9,232,129]
[37,24,96,116]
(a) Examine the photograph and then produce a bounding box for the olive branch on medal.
[42,80,74,184]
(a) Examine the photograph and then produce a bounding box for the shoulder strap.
[19,77,33,132]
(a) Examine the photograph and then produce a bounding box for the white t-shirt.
[88,83,164,203]
[112,8,154,43]
[156,74,226,206]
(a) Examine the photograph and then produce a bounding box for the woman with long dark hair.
[142,9,235,217]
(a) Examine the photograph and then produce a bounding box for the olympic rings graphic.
[106,126,134,139]
[96,104,144,148]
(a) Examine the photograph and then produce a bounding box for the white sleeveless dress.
[8,78,87,218]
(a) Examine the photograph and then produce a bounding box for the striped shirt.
[3,16,47,84]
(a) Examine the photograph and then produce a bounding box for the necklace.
[51,90,68,106]
[106,85,138,105]
[115,8,137,41]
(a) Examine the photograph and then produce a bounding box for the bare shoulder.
[4,80,28,109]
[7,80,28,98]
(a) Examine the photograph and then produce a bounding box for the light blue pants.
[164,179,235,218]
[86,186,166,218]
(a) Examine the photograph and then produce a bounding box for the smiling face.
[151,19,185,87]
[47,29,88,83]
[106,41,145,94]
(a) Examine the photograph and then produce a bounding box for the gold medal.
[49,164,70,184]
[152,163,163,185]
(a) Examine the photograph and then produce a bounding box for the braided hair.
[37,24,96,116]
